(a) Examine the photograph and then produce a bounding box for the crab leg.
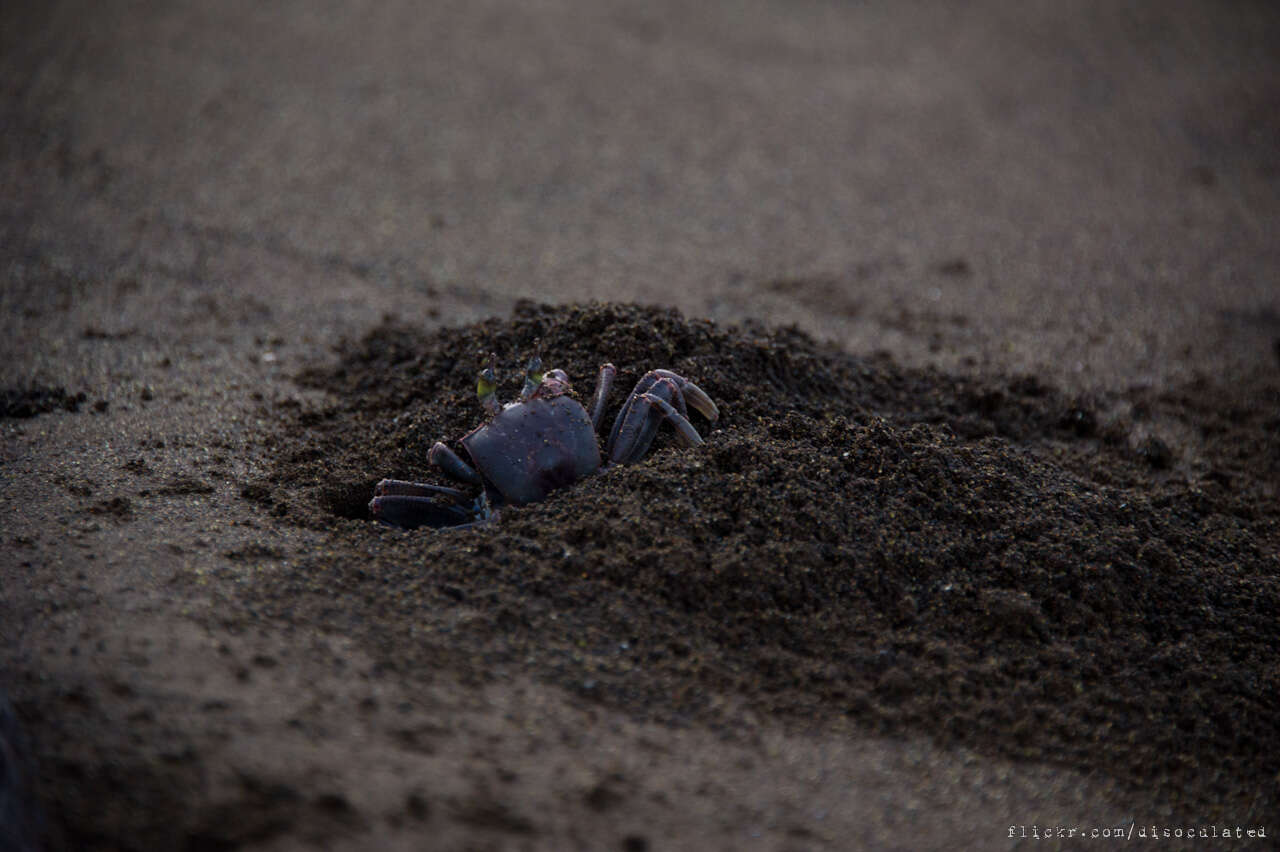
[370,478,477,528]
[373,479,471,502]
[369,495,476,529]
[606,371,667,454]
[589,363,617,434]
[605,369,718,462]
[640,393,704,448]
[608,378,706,464]
[652,370,719,422]
[428,441,482,486]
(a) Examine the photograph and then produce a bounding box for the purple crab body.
[462,395,601,506]
[370,353,718,529]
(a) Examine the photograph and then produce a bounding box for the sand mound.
[234,302,1278,819]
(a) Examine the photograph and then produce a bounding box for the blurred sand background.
[2,1,1277,849]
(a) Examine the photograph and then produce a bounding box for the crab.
[369,351,719,528]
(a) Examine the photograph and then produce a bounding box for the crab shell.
[460,395,602,506]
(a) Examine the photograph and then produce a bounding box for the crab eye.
[525,356,543,383]
[477,360,499,403]
[520,354,545,399]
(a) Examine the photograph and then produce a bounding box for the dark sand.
[3,1,1278,850]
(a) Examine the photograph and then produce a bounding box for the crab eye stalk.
[476,354,501,416]
[520,353,545,401]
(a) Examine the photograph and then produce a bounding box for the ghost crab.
[369,350,719,528]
